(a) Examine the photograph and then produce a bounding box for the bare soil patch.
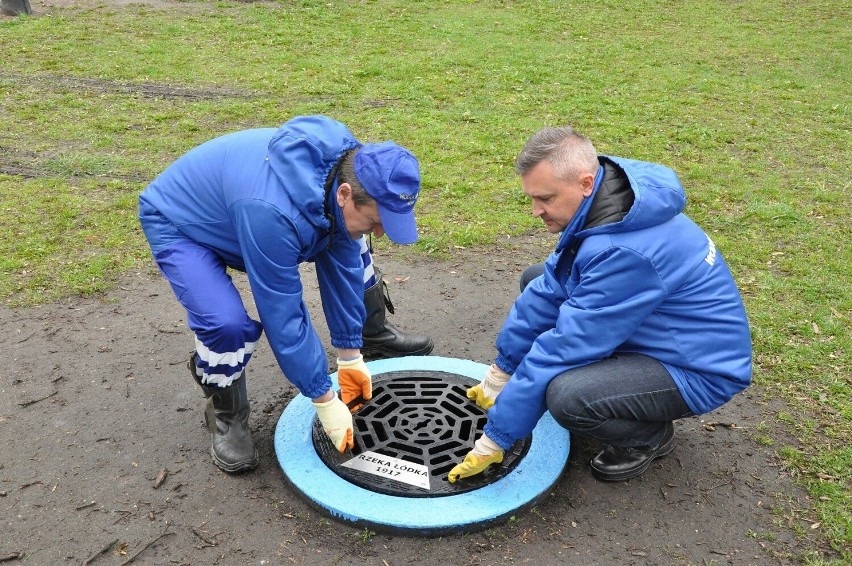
[1,236,829,565]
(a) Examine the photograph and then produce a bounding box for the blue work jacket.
[485,156,752,450]
[139,116,364,398]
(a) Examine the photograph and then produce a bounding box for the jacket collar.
[554,165,605,252]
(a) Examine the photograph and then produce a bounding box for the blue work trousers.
[139,202,374,388]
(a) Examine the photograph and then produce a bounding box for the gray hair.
[515,126,599,180]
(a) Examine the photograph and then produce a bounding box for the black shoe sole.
[211,447,259,474]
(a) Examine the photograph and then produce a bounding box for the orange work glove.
[337,355,373,412]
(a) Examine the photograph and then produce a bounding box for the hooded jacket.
[484,156,752,450]
[139,116,364,398]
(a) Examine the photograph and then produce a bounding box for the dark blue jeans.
[546,353,693,448]
[520,263,546,292]
[520,263,693,448]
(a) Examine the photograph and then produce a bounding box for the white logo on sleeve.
[704,236,717,266]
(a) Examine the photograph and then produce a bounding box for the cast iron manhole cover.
[274,356,571,536]
[312,370,530,496]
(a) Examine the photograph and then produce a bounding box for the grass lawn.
[1,0,849,561]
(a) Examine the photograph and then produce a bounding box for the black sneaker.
[590,422,675,482]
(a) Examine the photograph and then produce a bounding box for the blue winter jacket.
[484,156,752,450]
[138,116,364,399]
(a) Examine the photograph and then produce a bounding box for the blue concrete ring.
[274,356,570,536]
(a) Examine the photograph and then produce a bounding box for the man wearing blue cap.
[139,115,431,473]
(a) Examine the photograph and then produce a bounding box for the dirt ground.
[0,233,833,565]
[0,2,838,563]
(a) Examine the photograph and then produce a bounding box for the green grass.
[1,0,849,559]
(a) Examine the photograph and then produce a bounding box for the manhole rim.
[274,356,570,536]
[312,369,532,496]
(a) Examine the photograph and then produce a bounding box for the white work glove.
[466,364,511,410]
[312,396,354,453]
[448,434,504,483]
[337,355,372,412]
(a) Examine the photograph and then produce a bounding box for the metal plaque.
[341,450,430,490]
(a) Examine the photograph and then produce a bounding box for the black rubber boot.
[188,353,259,473]
[361,268,433,359]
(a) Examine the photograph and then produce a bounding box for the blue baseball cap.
[354,142,420,245]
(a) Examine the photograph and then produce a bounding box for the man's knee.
[546,375,592,429]
[222,309,263,341]
[215,315,252,339]
[196,305,261,348]
[519,263,546,292]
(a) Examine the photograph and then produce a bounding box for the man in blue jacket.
[449,126,752,482]
[139,115,431,473]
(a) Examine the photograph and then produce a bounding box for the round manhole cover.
[312,370,530,496]
[275,356,570,536]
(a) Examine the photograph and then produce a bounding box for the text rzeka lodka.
[341,451,430,489]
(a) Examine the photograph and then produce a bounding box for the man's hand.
[448,434,504,483]
[313,396,354,453]
[337,355,373,412]
[466,364,511,410]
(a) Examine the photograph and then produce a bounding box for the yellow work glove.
[466,364,511,410]
[447,434,504,483]
[337,355,373,412]
[312,396,354,453]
